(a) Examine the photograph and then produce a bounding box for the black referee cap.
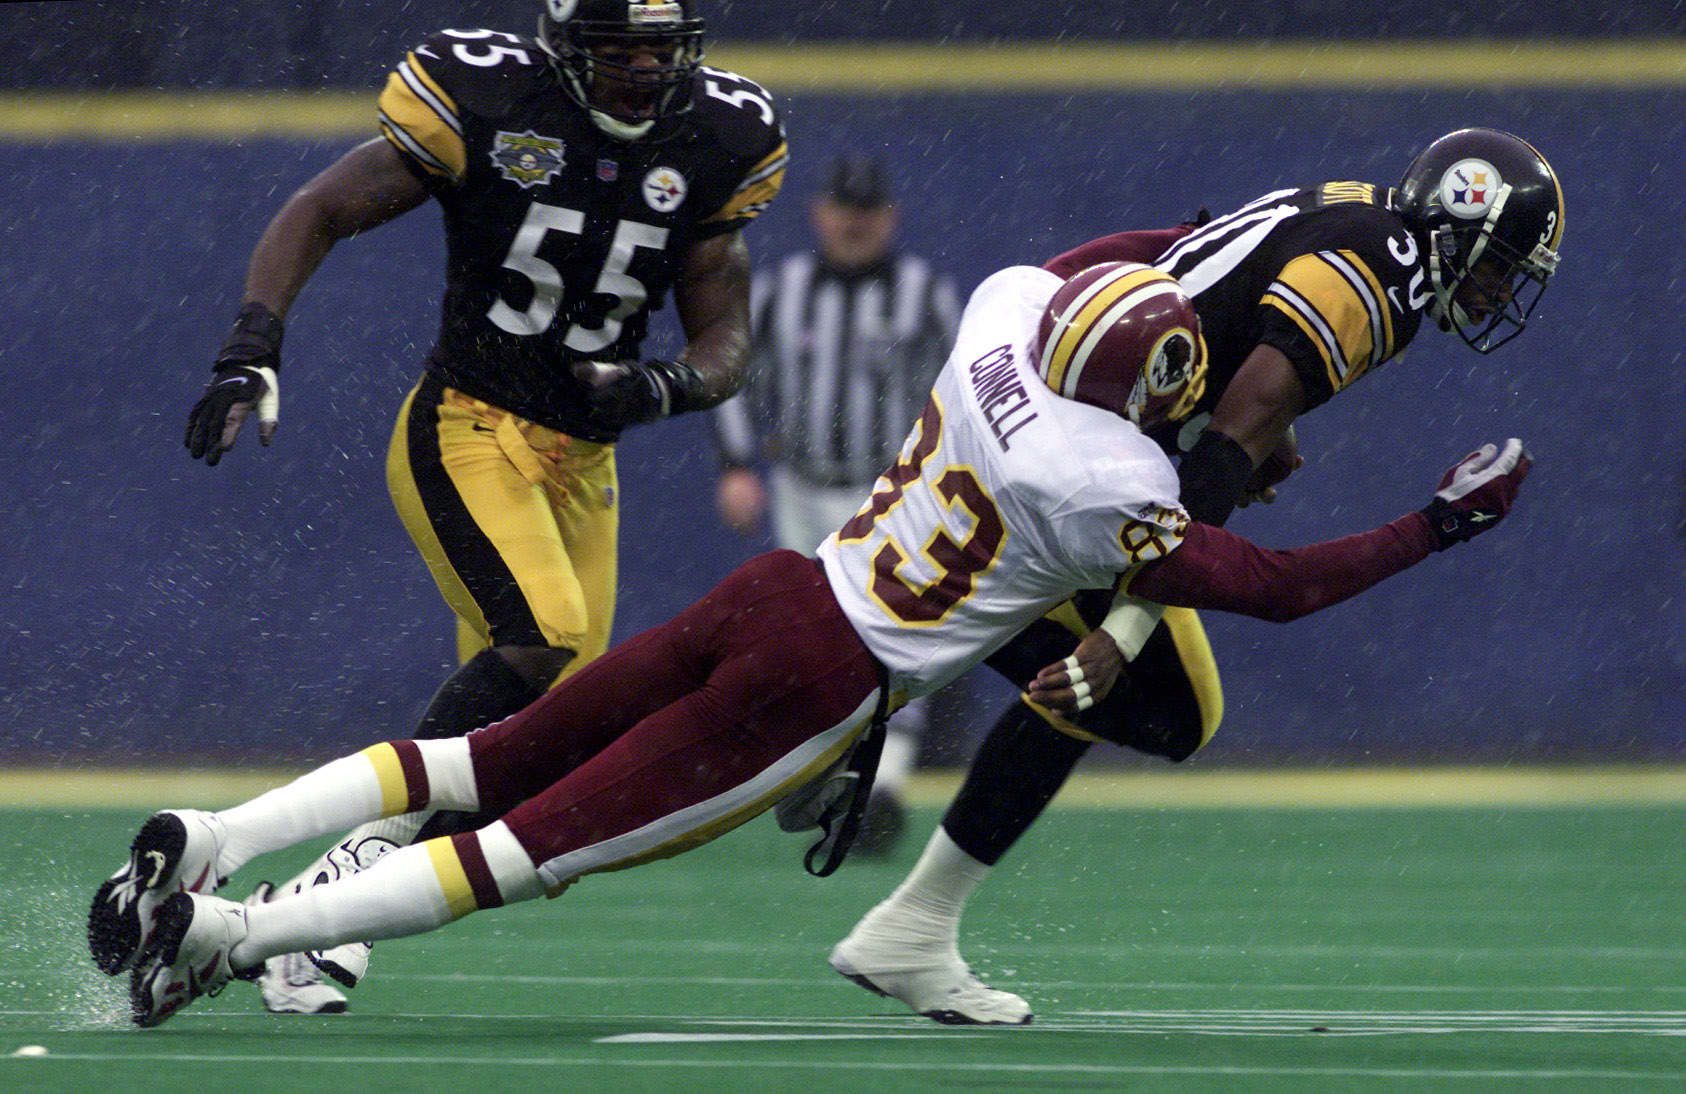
[825,154,893,209]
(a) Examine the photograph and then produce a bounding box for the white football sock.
[215,739,477,878]
[215,753,387,876]
[232,822,542,968]
[412,737,479,811]
[857,826,990,945]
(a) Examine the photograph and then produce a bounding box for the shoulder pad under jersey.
[377,28,549,183]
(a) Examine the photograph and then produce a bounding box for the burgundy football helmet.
[1035,262,1207,430]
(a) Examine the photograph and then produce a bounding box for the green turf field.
[3,770,1683,1092]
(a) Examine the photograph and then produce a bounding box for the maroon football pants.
[463,550,883,887]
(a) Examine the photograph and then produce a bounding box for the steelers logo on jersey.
[643,166,688,212]
[490,130,566,190]
[1438,158,1502,220]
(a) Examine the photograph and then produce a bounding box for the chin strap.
[588,109,655,141]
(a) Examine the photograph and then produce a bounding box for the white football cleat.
[244,883,348,1015]
[88,809,228,976]
[309,940,372,989]
[281,832,395,989]
[294,831,402,889]
[830,930,1032,1026]
[129,891,250,1028]
[258,951,349,1015]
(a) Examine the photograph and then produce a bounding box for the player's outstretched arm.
[1041,223,1197,279]
[185,139,428,466]
[1130,439,1533,623]
[1178,344,1308,526]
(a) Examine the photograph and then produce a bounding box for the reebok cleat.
[245,883,348,1015]
[88,809,228,975]
[308,941,372,989]
[129,891,249,1028]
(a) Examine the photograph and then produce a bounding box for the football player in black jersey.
[181,0,787,1013]
[830,127,1565,1025]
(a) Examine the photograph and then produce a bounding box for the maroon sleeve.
[1126,513,1439,623]
[1042,225,1196,278]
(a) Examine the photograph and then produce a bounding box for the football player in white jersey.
[93,263,1529,1027]
[834,127,1565,1026]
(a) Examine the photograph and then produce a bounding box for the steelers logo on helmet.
[1439,158,1503,220]
[1035,262,1207,429]
[1395,128,1565,352]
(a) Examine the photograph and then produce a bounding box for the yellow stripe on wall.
[906,766,1686,810]
[3,39,1683,140]
[0,764,1681,810]
[715,39,1686,92]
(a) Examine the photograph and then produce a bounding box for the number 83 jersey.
[818,267,1190,702]
[378,28,788,439]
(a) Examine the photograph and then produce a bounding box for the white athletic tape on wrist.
[1098,592,1166,660]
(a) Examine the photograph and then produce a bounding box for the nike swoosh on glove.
[185,365,278,466]
[185,301,283,466]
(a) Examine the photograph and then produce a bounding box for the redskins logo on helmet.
[1035,262,1207,430]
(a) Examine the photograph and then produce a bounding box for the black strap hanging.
[802,672,892,878]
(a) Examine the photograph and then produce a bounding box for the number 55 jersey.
[817,266,1190,703]
[377,28,788,440]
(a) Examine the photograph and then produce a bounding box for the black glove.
[185,302,284,466]
[1421,438,1532,549]
[573,357,706,433]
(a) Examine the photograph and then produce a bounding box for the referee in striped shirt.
[714,153,962,853]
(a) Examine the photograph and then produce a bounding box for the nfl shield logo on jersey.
[642,166,687,212]
[490,131,566,189]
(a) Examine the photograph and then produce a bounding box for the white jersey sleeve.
[817,266,1188,700]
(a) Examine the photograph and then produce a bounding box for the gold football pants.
[387,374,617,684]
[984,596,1222,762]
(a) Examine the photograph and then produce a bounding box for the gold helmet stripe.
[1518,136,1566,252]
[1042,266,1178,395]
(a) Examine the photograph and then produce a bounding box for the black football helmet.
[539,0,705,140]
[1394,128,1564,352]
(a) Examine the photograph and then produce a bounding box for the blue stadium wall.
[0,3,1681,766]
